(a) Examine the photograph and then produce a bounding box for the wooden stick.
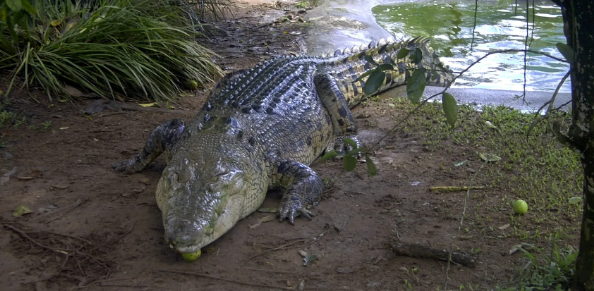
[390,241,476,268]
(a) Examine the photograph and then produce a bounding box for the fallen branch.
[390,240,476,268]
[429,186,485,192]
[157,269,293,290]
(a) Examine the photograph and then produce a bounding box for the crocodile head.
[155,140,257,254]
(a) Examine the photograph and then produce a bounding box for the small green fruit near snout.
[513,199,528,214]
[182,250,201,261]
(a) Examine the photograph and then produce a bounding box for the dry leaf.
[498,224,510,230]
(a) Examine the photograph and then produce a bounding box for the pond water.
[373,1,570,92]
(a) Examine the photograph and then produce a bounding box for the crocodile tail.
[318,37,453,107]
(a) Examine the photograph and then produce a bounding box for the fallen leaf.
[569,197,583,204]
[259,214,276,223]
[50,185,69,190]
[50,19,63,26]
[509,243,535,255]
[257,207,277,213]
[498,224,510,230]
[60,127,69,130]
[138,103,157,107]
[63,85,83,97]
[1,166,18,186]
[479,153,501,162]
[14,205,32,217]
[132,185,146,193]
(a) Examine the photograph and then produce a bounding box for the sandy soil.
[0,2,575,291]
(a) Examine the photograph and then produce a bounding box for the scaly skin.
[114,37,453,254]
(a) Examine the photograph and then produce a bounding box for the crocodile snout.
[164,218,204,253]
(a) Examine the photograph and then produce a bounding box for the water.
[373,1,570,92]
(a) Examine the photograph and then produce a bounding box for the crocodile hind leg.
[314,73,360,154]
[274,160,323,224]
[113,119,185,174]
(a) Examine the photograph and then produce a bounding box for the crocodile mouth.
[171,243,200,254]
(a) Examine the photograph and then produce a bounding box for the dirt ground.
[0,2,580,291]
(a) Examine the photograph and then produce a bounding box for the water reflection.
[373,1,569,92]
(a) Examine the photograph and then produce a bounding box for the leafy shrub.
[0,0,223,101]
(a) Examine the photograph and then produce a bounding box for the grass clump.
[0,0,223,102]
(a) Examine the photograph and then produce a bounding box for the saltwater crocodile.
[114,37,453,254]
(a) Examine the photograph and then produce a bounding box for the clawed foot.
[279,196,315,224]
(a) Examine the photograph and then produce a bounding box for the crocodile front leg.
[275,161,323,224]
[113,119,185,173]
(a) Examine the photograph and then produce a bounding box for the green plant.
[509,240,578,290]
[0,110,17,127]
[0,0,223,101]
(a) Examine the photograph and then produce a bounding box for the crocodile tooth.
[386,36,396,43]
[359,44,366,51]
[334,49,342,57]
[351,45,359,53]
[378,38,387,46]
[343,47,351,55]
[367,40,376,49]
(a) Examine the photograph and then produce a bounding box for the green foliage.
[442,92,458,127]
[405,68,426,104]
[0,0,223,101]
[555,42,574,63]
[508,241,578,290]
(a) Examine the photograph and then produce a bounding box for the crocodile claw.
[279,197,315,224]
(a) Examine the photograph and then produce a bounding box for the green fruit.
[187,80,199,90]
[513,199,528,214]
[182,250,201,261]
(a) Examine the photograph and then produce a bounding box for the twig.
[429,186,485,192]
[29,198,87,223]
[390,240,476,268]
[244,267,297,274]
[157,269,293,290]
[242,238,309,264]
[3,224,66,253]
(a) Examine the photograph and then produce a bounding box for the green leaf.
[413,48,423,64]
[353,68,376,83]
[364,54,378,66]
[347,147,361,156]
[319,149,338,162]
[365,154,377,176]
[6,0,23,12]
[21,0,37,15]
[342,137,358,149]
[343,155,357,171]
[556,42,574,63]
[378,64,394,71]
[363,70,385,95]
[442,92,458,127]
[397,48,409,59]
[406,68,426,104]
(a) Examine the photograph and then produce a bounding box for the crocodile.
[114,37,453,254]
